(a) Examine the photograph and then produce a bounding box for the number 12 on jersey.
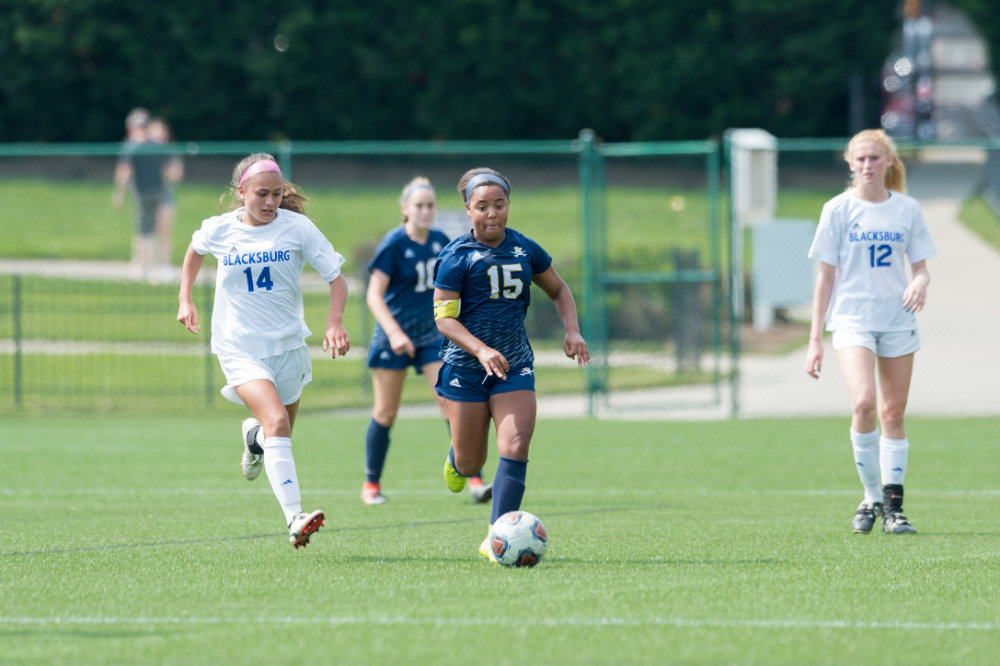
[868,244,892,268]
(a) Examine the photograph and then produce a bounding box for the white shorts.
[831,329,920,358]
[217,346,312,406]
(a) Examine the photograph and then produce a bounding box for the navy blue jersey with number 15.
[433,228,552,370]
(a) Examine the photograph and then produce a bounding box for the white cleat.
[240,418,264,481]
[289,510,325,549]
[469,482,493,504]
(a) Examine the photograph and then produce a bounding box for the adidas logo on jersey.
[449,378,462,388]
[404,249,415,258]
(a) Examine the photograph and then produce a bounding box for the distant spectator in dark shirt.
[112,107,169,282]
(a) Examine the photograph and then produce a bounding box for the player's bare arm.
[176,247,205,334]
[366,268,414,357]
[324,275,351,358]
[902,260,930,313]
[533,267,590,367]
[805,262,837,379]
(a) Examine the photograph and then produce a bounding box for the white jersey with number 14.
[190,208,345,359]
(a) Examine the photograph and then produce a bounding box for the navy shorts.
[435,362,536,402]
[367,341,442,374]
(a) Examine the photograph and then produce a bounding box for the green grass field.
[2,414,998,665]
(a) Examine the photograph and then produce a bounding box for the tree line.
[1,0,994,143]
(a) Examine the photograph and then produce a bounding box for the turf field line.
[4,487,1000,497]
[0,615,996,631]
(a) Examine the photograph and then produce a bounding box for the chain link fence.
[0,136,729,415]
[8,134,996,416]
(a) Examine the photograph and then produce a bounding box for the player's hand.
[901,280,928,313]
[323,324,351,359]
[805,339,823,379]
[177,303,200,334]
[564,332,590,367]
[388,330,416,358]
[477,347,509,380]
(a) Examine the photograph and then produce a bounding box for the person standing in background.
[805,129,935,535]
[112,107,167,282]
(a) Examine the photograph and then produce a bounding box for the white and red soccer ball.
[488,510,548,567]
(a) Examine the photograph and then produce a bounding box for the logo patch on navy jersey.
[449,378,462,388]
[470,251,485,262]
[512,246,527,257]
[519,367,534,377]
[404,249,415,258]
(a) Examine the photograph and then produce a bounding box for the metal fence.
[0,135,729,415]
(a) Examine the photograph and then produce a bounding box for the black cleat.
[882,484,917,534]
[851,500,883,534]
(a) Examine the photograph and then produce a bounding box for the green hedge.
[0,0,912,143]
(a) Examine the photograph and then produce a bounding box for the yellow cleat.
[443,456,467,493]
[479,535,499,563]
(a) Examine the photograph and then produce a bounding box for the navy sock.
[448,445,466,477]
[490,456,527,524]
[365,418,391,483]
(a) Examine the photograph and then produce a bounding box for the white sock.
[261,436,302,525]
[850,428,881,503]
[880,437,909,486]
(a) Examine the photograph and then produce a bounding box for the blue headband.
[463,173,510,202]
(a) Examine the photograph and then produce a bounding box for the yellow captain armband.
[434,299,461,320]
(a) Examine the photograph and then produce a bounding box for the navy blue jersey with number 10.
[368,225,451,349]
[433,228,552,370]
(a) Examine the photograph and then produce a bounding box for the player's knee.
[260,411,291,439]
[879,401,907,430]
[372,407,398,427]
[453,449,486,477]
[497,437,531,461]
[851,395,877,421]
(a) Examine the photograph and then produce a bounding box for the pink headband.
[238,159,282,188]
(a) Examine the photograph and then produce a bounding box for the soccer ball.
[488,510,548,567]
